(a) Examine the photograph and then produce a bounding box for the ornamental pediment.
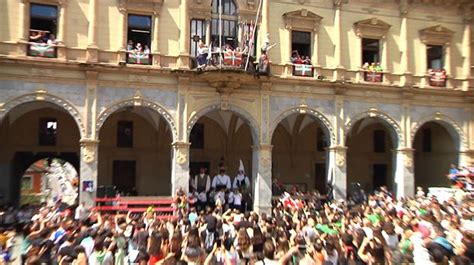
[283,9,323,32]
[354,18,391,39]
[190,0,257,20]
[118,0,163,13]
[419,25,454,45]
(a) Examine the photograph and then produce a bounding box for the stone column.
[444,44,452,87]
[152,13,161,67]
[205,19,211,45]
[252,144,272,215]
[171,142,190,195]
[332,0,344,81]
[178,0,190,69]
[117,8,127,63]
[328,146,347,200]
[399,2,410,86]
[79,139,99,207]
[18,0,29,42]
[284,26,292,77]
[394,148,415,198]
[86,0,98,62]
[56,2,67,60]
[462,16,472,90]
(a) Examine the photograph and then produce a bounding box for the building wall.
[0,0,472,208]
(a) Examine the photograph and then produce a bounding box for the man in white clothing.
[211,167,232,191]
[192,167,211,211]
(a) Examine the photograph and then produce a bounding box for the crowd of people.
[290,51,312,65]
[0,177,470,265]
[29,30,57,45]
[362,62,383,72]
[126,40,151,56]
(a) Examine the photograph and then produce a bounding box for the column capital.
[251,144,273,151]
[80,138,100,146]
[172,141,191,149]
[328,145,347,152]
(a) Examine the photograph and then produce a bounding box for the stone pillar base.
[79,139,100,207]
[177,53,191,69]
[328,146,347,200]
[252,144,273,215]
[86,46,99,63]
[171,142,191,195]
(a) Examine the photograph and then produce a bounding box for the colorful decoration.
[223,50,243,67]
[364,71,383,82]
[28,43,56,58]
[428,69,447,87]
[293,64,314,77]
[128,52,151,65]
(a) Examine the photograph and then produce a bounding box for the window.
[127,14,152,64]
[117,121,133,148]
[292,31,311,59]
[190,19,206,57]
[190,123,204,149]
[39,118,57,146]
[362,38,380,64]
[423,128,432,152]
[211,0,238,49]
[28,4,58,57]
[317,128,327,151]
[427,45,443,70]
[373,130,385,153]
[30,4,58,39]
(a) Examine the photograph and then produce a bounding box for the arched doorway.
[271,113,330,195]
[413,121,459,189]
[0,101,81,205]
[189,109,254,191]
[20,158,79,206]
[98,106,172,196]
[346,117,398,194]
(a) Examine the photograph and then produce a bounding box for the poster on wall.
[82,180,94,193]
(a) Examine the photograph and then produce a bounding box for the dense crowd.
[0,180,470,265]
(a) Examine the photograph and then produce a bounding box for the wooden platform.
[95,196,176,219]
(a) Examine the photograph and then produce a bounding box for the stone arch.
[411,113,466,151]
[96,98,177,142]
[345,109,404,148]
[0,92,86,138]
[269,106,336,146]
[187,102,260,144]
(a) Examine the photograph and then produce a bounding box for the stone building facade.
[0,0,473,213]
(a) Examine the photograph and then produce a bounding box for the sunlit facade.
[0,0,473,212]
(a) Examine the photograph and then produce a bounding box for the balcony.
[126,52,152,65]
[292,64,314,77]
[363,70,384,83]
[192,50,258,73]
[428,69,447,87]
[27,42,57,58]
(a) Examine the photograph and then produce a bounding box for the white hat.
[239,159,245,173]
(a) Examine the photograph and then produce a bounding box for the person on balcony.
[47,34,57,45]
[375,62,383,72]
[196,40,209,69]
[303,56,312,65]
[291,51,299,64]
[126,40,134,51]
[144,45,150,55]
[134,43,143,54]
[29,31,44,43]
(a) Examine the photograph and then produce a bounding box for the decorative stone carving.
[80,139,99,164]
[97,98,177,142]
[283,9,323,32]
[172,142,190,165]
[419,25,454,45]
[0,92,86,138]
[270,106,336,146]
[345,109,404,148]
[354,18,391,39]
[118,0,163,14]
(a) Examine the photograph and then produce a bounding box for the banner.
[128,52,151,65]
[429,69,447,87]
[427,187,454,202]
[364,71,383,82]
[223,51,242,67]
[29,43,55,58]
[293,64,314,77]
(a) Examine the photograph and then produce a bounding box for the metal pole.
[245,0,263,72]
[219,0,222,69]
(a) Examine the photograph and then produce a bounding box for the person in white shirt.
[233,188,243,211]
[211,168,232,191]
[74,202,89,221]
[192,167,211,210]
[233,170,250,190]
